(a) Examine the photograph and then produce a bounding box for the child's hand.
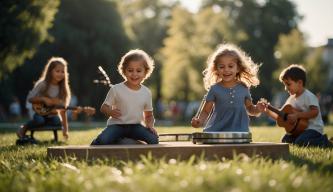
[191,117,202,128]
[42,97,52,106]
[256,102,266,113]
[147,127,158,136]
[287,113,298,124]
[109,109,121,119]
[62,131,69,140]
[257,98,269,112]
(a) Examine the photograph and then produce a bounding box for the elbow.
[100,105,106,113]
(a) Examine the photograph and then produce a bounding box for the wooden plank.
[47,142,289,161]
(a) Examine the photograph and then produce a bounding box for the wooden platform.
[47,142,289,161]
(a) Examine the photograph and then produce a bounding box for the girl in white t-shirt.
[91,49,158,145]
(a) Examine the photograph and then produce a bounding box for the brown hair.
[279,64,306,86]
[117,49,154,82]
[35,57,71,106]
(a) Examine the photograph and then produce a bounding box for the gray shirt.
[26,81,60,117]
[27,81,60,100]
[204,83,251,132]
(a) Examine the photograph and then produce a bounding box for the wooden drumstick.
[195,94,207,118]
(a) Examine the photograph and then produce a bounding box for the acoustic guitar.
[260,99,308,137]
[32,102,96,116]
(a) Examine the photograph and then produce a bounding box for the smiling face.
[216,55,240,86]
[123,60,146,90]
[51,64,65,84]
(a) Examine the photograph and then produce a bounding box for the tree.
[50,0,130,104]
[273,28,307,91]
[117,0,174,102]
[1,0,131,115]
[161,7,194,102]
[0,0,59,79]
[161,5,235,102]
[189,6,237,99]
[305,47,328,93]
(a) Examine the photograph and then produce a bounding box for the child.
[191,43,265,132]
[17,57,71,140]
[263,64,331,147]
[91,49,159,145]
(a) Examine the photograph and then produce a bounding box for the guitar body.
[276,105,308,137]
[32,103,58,116]
[32,103,95,116]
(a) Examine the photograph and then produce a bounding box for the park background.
[1,1,333,191]
[1,0,333,125]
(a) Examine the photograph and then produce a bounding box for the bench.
[48,142,290,161]
[28,126,62,142]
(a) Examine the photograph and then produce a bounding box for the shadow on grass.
[285,147,333,175]
[0,125,102,134]
[0,140,67,153]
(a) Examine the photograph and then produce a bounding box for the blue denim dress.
[204,83,251,132]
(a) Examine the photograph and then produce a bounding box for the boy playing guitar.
[262,65,331,147]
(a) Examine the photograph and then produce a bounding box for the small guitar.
[32,103,96,116]
[260,99,308,137]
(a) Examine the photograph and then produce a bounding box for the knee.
[148,135,159,144]
[294,138,308,147]
[93,134,113,145]
[34,117,45,125]
[281,134,293,143]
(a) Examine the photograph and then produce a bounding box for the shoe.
[16,125,25,138]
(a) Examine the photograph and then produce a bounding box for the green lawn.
[1,126,333,192]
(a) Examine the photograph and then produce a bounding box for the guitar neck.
[53,105,77,110]
[267,105,284,117]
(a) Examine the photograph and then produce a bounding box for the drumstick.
[195,94,207,118]
[97,66,112,87]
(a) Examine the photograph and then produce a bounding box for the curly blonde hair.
[203,43,260,90]
[118,49,155,82]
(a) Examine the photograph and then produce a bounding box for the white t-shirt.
[285,89,324,134]
[103,82,153,125]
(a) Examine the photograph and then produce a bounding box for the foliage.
[0,127,333,191]
[161,5,235,101]
[273,28,308,91]
[0,0,131,115]
[0,0,59,79]
[275,29,307,68]
[305,47,328,93]
[117,0,175,100]
[161,7,195,102]
[274,29,328,93]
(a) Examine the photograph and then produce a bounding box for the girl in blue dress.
[191,43,265,132]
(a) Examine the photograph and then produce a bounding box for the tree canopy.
[0,0,59,79]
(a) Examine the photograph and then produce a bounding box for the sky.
[180,0,333,47]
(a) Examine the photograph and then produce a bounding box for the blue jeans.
[91,124,159,145]
[282,129,330,147]
[25,114,61,129]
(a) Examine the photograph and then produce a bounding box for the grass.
[0,125,333,192]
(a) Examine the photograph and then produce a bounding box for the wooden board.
[48,142,289,161]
